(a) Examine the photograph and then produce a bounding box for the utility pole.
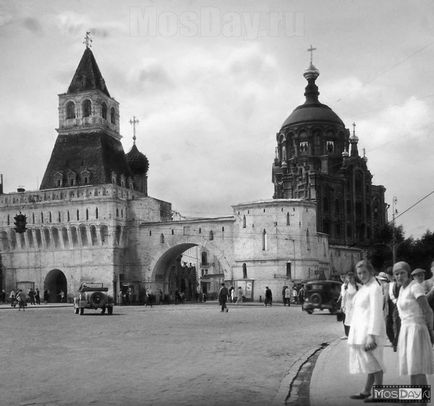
[392,196,397,264]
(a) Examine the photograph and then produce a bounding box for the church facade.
[272,61,387,247]
[0,46,370,303]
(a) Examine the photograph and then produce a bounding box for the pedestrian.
[16,289,27,311]
[28,288,35,305]
[298,285,305,304]
[35,288,40,305]
[218,283,229,312]
[284,286,291,306]
[411,268,427,291]
[0,289,5,303]
[229,286,235,303]
[264,286,272,307]
[347,260,386,401]
[388,276,401,352]
[9,289,16,307]
[423,261,434,293]
[145,288,153,307]
[340,271,361,338]
[393,261,434,386]
[237,286,243,304]
[43,289,49,304]
[292,286,298,304]
[59,290,65,303]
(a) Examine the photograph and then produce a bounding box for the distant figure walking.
[218,283,229,312]
[43,289,49,304]
[9,289,16,307]
[16,289,26,311]
[264,287,272,307]
[35,288,41,305]
[237,287,243,304]
[284,286,292,306]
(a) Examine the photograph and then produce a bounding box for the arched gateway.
[44,269,67,303]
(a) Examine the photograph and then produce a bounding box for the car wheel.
[80,308,84,315]
[108,306,113,315]
[310,293,322,306]
[90,292,106,307]
[306,309,313,314]
[74,307,79,314]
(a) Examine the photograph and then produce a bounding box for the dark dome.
[281,102,344,128]
[281,63,344,129]
[126,144,149,174]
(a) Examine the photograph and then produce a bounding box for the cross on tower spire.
[352,122,356,136]
[83,31,93,49]
[307,45,317,65]
[129,116,139,144]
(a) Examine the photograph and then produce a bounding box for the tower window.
[326,141,334,152]
[243,215,246,228]
[300,141,309,153]
[262,229,267,251]
[110,107,116,124]
[209,230,214,240]
[95,207,99,219]
[243,263,248,279]
[76,210,80,220]
[82,99,91,118]
[101,103,107,119]
[66,101,75,119]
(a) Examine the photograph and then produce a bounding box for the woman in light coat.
[348,260,386,401]
[393,261,434,385]
[340,271,361,337]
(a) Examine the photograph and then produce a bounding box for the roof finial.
[307,45,317,65]
[83,31,93,49]
[352,122,356,136]
[129,116,139,144]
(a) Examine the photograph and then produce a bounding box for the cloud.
[22,17,43,33]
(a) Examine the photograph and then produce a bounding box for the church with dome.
[272,57,387,247]
[0,43,386,303]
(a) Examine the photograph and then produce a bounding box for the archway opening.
[44,269,67,303]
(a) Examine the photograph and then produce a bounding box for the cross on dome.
[130,116,139,144]
[307,45,317,65]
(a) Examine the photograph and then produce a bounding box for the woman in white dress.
[340,271,361,337]
[348,260,386,401]
[393,261,434,385]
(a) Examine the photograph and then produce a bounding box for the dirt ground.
[0,303,340,406]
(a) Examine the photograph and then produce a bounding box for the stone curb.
[272,343,328,405]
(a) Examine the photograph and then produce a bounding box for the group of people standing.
[340,260,434,402]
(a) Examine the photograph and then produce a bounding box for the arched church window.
[242,263,248,279]
[300,141,309,154]
[160,233,164,244]
[82,99,91,118]
[201,251,208,265]
[243,215,246,228]
[209,230,214,240]
[326,141,334,153]
[286,212,290,225]
[101,102,107,119]
[66,101,75,119]
[110,107,116,124]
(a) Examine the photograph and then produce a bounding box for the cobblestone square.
[1,304,340,406]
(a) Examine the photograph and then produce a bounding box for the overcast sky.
[1,0,433,239]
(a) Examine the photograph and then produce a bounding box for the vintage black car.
[74,282,114,315]
[302,280,342,314]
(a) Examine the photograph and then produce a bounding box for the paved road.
[0,303,340,406]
